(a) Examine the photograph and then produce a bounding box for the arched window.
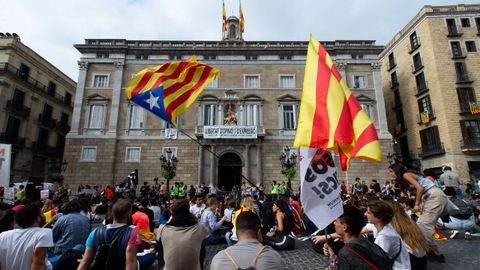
[229,24,236,39]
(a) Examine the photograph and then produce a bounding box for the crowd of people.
[1,163,480,270]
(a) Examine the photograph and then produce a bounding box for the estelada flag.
[294,36,382,170]
[126,56,220,126]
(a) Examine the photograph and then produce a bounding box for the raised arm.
[403,172,424,209]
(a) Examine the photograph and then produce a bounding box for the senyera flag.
[126,56,220,126]
[294,35,382,171]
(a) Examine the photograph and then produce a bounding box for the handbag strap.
[344,245,380,270]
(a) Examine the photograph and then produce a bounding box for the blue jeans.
[138,253,156,270]
[455,187,464,199]
[203,234,224,245]
[437,215,475,231]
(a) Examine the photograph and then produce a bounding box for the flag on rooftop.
[240,1,245,33]
[126,56,220,126]
[223,1,227,31]
[294,35,382,170]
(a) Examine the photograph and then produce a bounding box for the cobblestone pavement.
[204,234,479,270]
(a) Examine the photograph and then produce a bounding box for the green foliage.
[282,167,296,181]
[162,170,176,180]
[44,173,64,184]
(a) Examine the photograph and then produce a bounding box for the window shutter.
[460,120,467,140]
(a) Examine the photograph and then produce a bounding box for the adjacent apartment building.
[0,34,77,182]
[380,4,480,181]
[64,16,392,189]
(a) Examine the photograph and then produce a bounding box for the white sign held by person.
[0,144,12,187]
[300,148,343,230]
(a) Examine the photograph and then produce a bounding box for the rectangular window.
[446,18,459,35]
[244,75,260,88]
[202,104,217,125]
[457,87,476,113]
[42,104,53,119]
[279,75,295,88]
[361,103,374,121]
[125,147,141,162]
[388,53,396,69]
[455,62,470,82]
[37,128,49,147]
[80,146,97,162]
[395,109,405,130]
[64,92,72,106]
[353,75,367,88]
[88,105,105,129]
[18,63,30,80]
[461,18,471,27]
[415,72,427,93]
[12,89,25,108]
[244,104,259,126]
[391,72,398,87]
[205,77,218,89]
[56,135,65,151]
[409,32,419,50]
[47,82,56,97]
[465,41,477,52]
[412,53,422,70]
[461,120,480,145]
[417,95,434,117]
[282,104,298,129]
[5,116,20,139]
[93,75,109,88]
[420,126,442,150]
[476,18,480,33]
[128,105,145,129]
[60,113,69,125]
[451,41,463,57]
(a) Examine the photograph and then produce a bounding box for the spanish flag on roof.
[294,36,382,170]
[126,56,220,126]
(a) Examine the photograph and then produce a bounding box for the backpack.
[223,246,266,270]
[344,239,395,270]
[89,225,129,270]
[450,198,473,219]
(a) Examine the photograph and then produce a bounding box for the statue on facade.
[224,103,237,125]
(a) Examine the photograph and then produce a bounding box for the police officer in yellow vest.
[178,182,186,198]
[271,181,279,200]
[279,181,287,197]
[171,182,179,197]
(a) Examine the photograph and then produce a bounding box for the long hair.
[388,163,422,192]
[388,201,429,254]
[274,199,295,228]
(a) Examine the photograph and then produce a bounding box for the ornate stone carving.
[371,62,381,70]
[77,61,88,69]
[335,62,348,70]
[114,61,124,69]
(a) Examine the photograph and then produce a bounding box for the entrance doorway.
[218,152,242,191]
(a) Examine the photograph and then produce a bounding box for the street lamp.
[280,146,297,187]
[160,148,177,206]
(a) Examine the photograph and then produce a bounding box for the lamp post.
[280,146,297,187]
[160,148,177,207]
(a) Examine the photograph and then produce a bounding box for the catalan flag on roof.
[240,1,245,33]
[294,36,382,170]
[126,56,220,126]
[223,1,227,31]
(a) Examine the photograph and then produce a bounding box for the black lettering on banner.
[303,149,339,199]
[0,157,4,169]
[305,168,316,183]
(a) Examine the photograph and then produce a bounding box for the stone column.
[256,144,262,185]
[371,62,391,138]
[70,61,88,135]
[239,104,244,125]
[198,144,204,185]
[244,144,250,180]
[218,104,224,125]
[210,145,216,187]
[108,61,125,135]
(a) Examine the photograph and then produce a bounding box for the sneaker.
[450,230,460,239]
[427,251,446,263]
[465,232,472,240]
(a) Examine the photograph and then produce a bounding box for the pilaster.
[70,61,88,135]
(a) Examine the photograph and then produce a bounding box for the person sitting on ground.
[211,211,287,270]
[156,199,208,270]
[190,196,206,219]
[362,200,411,270]
[263,199,295,250]
[0,204,54,270]
[77,199,155,270]
[323,205,393,270]
[199,197,227,245]
[132,204,154,242]
[226,196,257,246]
[138,198,154,232]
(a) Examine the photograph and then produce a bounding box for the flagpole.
[345,170,349,194]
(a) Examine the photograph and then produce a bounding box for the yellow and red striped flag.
[240,1,245,33]
[294,36,382,170]
[223,1,227,32]
[126,56,220,126]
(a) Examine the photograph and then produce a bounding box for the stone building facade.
[64,16,392,190]
[0,34,76,181]
[380,4,480,181]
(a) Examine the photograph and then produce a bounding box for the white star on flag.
[145,92,160,110]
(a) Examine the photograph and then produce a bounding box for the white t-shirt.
[190,204,206,216]
[0,227,54,270]
[224,208,234,222]
[366,223,411,270]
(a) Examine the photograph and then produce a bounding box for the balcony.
[461,138,480,152]
[6,100,30,118]
[56,121,70,134]
[417,109,436,124]
[456,72,474,84]
[195,125,266,139]
[38,114,57,129]
[419,143,445,158]
[446,26,463,37]
[0,63,72,108]
[0,133,26,148]
[31,142,61,158]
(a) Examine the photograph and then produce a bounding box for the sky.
[1,0,478,81]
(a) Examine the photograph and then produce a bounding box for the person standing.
[439,166,463,199]
[271,181,279,200]
[388,163,448,263]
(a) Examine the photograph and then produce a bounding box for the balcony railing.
[446,26,463,37]
[461,138,480,150]
[456,72,474,84]
[419,143,445,158]
[451,47,466,59]
[56,121,71,134]
[31,142,62,157]
[0,133,26,148]
[417,109,436,124]
[6,100,30,118]
[0,63,72,108]
[411,62,424,73]
[38,114,57,129]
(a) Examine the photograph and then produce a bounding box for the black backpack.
[344,239,395,270]
[89,225,129,270]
